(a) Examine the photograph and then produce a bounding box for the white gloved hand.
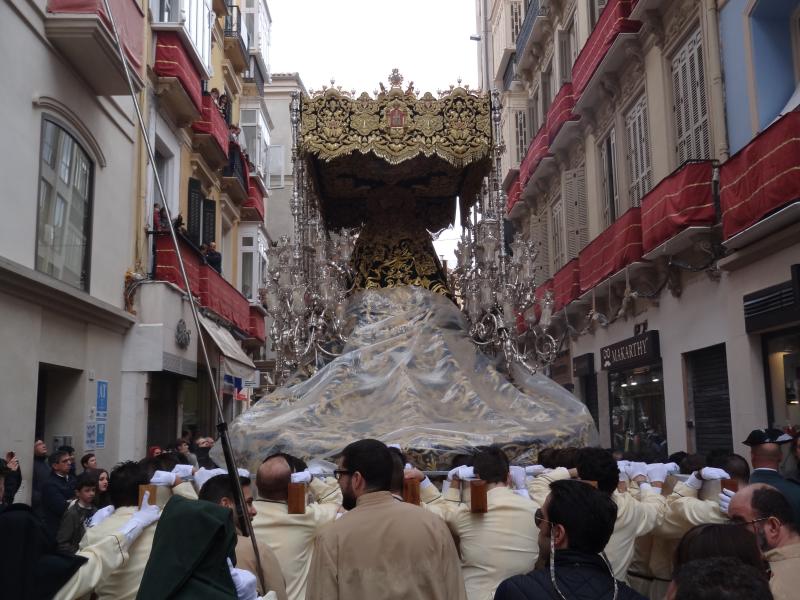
[719,488,736,515]
[150,470,177,486]
[525,465,547,476]
[447,465,474,481]
[171,464,194,479]
[664,462,680,475]
[237,468,251,479]
[700,467,731,481]
[118,491,160,546]
[290,470,312,484]
[88,505,115,527]
[307,458,337,477]
[509,466,527,489]
[624,462,648,481]
[617,461,630,482]
[193,467,226,491]
[228,558,258,600]
[646,463,669,484]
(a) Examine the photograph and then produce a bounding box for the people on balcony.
[205,242,222,275]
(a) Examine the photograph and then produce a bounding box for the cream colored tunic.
[236,534,288,600]
[306,491,467,600]
[251,477,341,600]
[79,506,157,600]
[766,541,800,600]
[54,533,128,600]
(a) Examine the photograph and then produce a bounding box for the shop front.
[601,330,668,460]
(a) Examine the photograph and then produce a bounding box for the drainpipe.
[482,0,491,91]
[704,0,729,162]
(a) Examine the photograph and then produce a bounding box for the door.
[687,344,733,454]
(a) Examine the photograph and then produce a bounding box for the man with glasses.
[728,483,800,600]
[306,438,467,600]
[39,449,75,538]
[495,479,645,599]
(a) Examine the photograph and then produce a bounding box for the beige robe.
[306,491,467,600]
[766,541,800,600]
[54,533,129,600]
[251,477,341,600]
[236,534,288,600]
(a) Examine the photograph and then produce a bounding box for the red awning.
[547,83,579,143]
[579,207,643,293]
[720,109,800,239]
[520,126,549,188]
[552,259,581,310]
[248,306,266,343]
[506,177,521,213]
[641,161,715,253]
[154,32,203,111]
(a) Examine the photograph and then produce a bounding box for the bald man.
[749,442,800,529]
[251,454,342,600]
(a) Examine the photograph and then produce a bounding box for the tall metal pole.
[100,1,265,591]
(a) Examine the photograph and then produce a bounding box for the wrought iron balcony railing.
[224,4,249,60]
[515,0,548,59]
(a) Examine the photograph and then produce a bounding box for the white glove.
[87,505,115,527]
[387,443,401,450]
[624,462,648,481]
[447,465,474,481]
[646,463,669,484]
[509,466,527,489]
[172,464,194,479]
[194,467,226,491]
[525,465,547,476]
[617,461,630,482]
[118,491,160,546]
[664,462,680,475]
[228,558,258,600]
[237,468,251,479]
[719,489,735,515]
[700,467,731,481]
[290,470,312,484]
[150,470,177,486]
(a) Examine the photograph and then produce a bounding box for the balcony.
[153,32,203,126]
[503,54,521,91]
[243,56,266,96]
[516,0,551,72]
[552,259,581,311]
[578,207,643,293]
[223,4,250,73]
[641,161,715,257]
[721,109,800,246]
[241,179,266,223]
[571,0,641,101]
[519,125,550,189]
[546,83,580,154]
[248,305,266,343]
[154,233,251,333]
[45,0,144,95]
[192,94,229,169]
[629,0,670,20]
[222,142,249,204]
[492,0,521,83]
[151,0,214,79]
[506,176,522,213]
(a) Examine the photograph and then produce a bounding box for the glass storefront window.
[765,329,800,428]
[609,364,667,460]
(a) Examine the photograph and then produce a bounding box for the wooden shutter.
[202,199,216,245]
[514,110,528,164]
[550,196,565,271]
[531,209,550,280]
[625,94,653,206]
[563,167,588,259]
[672,29,710,164]
[530,91,539,134]
[559,29,571,84]
[187,177,203,245]
[600,129,619,226]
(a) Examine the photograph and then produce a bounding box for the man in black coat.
[31,439,50,511]
[40,450,75,538]
[494,480,645,600]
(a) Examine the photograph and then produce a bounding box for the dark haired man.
[306,438,466,600]
[253,452,342,600]
[729,483,800,599]
[56,471,97,554]
[430,446,539,600]
[668,557,773,600]
[199,473,288,600]
[32,439,50,511]
[495,480,645,599]
[79,461,154,600]
[40,450,76,538]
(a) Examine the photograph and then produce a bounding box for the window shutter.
[550,196,565,271]
[563,167,588,259]
[559,32,571,83]
[672,29,710,163]
[689,33,711,159]
[531,209,550,280]
[511,2,523,43]
[514,110,529,164]
[542,69,551,115]
[600,129,619,227]
[202,199,216,245]
[187,177,203,245]
[625,95,653,206]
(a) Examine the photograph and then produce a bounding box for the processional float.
[221,70,597,473]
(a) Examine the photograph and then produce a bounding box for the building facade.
[481,0,800,457]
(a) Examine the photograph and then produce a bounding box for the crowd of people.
[1,428,799,599]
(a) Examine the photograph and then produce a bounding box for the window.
[625,94,653,206]
[530,208,550,280]
[542,65,553,116]
[238,229,268,301]
[268,144,285,189]
[514,110,529,164]
[672,29,710,163]
[599,129,620,226]
[530,89,540,135]
[240,107,270,181]
[36,119,93,290]
[562,166,588,258]
[186,177,216,247]
[549,196,566,271]
[559,19,576,84]
[589,0,608,29]
[511,1,523,43]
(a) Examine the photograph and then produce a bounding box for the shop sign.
[600,330,660,371]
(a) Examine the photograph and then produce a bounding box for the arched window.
[36,118,93,291]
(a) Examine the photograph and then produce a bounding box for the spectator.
[40,450,76,538]
[668,557,773,600]
[729,483,800,600]
[32,439,50,511]
[210,87,220,106]
[205,241,222,274]
[147,446,162,458]
[2,452,21,506]
[0,460,11,508]
[56,472,98,554]
[172,438,199,470]
[80,453,97,472]
[744,428,800,528]
[57,445,77,477]
[199,473,288,599]
[305,438,467,600]
[88,467,111,508]
[494,479,645,599]
[194,436,217,469]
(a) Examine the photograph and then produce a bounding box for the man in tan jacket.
[251,453,342,600]
[729,483,800,600]
[306,438,467,600]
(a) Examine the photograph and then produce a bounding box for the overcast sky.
[268,0,480,265]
